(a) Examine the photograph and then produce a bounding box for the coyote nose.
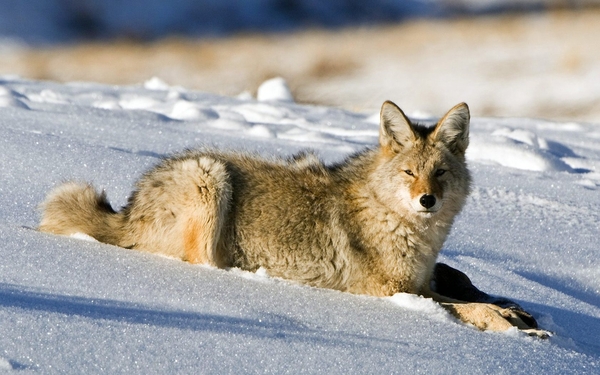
[419,194,436,209]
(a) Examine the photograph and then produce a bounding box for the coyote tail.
[38,182,123,245]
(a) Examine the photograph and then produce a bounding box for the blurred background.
[1,0,599,121]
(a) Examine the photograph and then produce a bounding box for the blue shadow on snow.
[0,282,406,349]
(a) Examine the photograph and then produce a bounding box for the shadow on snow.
[0,282,407,350]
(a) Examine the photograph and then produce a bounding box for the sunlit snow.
[0,76,598,373]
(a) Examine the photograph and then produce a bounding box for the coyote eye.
[404,170,414,176]
[435,169,446,176]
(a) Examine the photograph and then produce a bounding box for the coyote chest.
[344,192,453,296]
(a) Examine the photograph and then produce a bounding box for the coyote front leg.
[424,263,551,338]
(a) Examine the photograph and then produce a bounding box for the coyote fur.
[39,101,547,337]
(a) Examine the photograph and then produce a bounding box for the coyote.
[39,101,547,337]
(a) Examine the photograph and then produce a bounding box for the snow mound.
[0,357,13,371]
[387,293,453,323]
[0,86,29,109]
[257,77,294,102]
[468,126,579,172]
[69,232,99,242]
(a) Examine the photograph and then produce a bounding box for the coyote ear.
[433,102,470,156]
[379,101,415,153]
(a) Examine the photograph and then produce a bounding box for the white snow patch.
[118,95,161,110]
[228,266,273,283]
[257,77,294,102]
[92,99,121,110]
[209,118,250,131]
[69,232,99,242]
[0,357,13,371]
[144,76,170,91]
[236,90,253,100]
[247,124,275,138]
[169,100,219,121]
[467,131,574,172]
[0,95,28,109]
[575,178,598,190]
[387,293,453,323]
[0,86,29,109]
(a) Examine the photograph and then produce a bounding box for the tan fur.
[39,101,545,336]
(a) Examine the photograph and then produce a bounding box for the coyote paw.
[442,302,552,338]
[521,328,553,339]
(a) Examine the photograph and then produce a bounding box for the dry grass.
[2,9,600,121]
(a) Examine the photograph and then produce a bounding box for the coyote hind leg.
[125,154,232,266]
[177,156,232,266]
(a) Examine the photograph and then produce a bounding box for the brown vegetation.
[1,9,599,121]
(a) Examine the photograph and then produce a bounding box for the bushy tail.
[39,182,124,245]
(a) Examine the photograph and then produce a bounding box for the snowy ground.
[0,77,599,373]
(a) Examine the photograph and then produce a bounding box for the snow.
[257,77,295,103]
[0,76,599,373]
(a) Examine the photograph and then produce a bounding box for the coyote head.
[373,101,471,218]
